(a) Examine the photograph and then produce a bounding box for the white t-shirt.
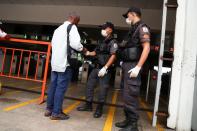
[51,21,83,72]
[0,29,7,38]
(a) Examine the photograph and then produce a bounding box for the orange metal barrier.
[0,38,51,104]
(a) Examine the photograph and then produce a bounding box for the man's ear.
[108,28,113,34]
[132,12,137,17]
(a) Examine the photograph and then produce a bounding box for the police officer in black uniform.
[77,22,118,118]
[115,7,150,131]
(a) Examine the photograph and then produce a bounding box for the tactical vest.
[96,38,114,66]
[118,22,146,62]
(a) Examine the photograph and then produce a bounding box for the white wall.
[0,4,176,31]
[167,0,197,130]
[192,63,197,131]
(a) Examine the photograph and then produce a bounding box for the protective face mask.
[101,30,108,37]
[126,18,132,25]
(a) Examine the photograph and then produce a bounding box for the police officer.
[77,22,118,118]
[115,7,150,131]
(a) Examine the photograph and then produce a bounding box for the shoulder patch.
[142,27,149,33]
[113,43,118,49]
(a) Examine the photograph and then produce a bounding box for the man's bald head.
[67,13,80,25]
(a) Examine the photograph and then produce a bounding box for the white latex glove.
[128,66,141,78]
[120,61,123,67]
[98,66,108,77]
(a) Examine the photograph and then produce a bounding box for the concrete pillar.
[192,65,197,130]
[167,0,197,130]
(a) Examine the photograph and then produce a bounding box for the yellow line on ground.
[51,96,85,122]
[51,89,98,122]
[3,97,40,111]
[139,99,164,131]
[103,90,118,131]
[62,88,99,114]
[63,96,85,114]
[140,100,152,121]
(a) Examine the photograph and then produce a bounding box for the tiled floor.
[0,77,173,131]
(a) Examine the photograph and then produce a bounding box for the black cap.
[122,7,141,18]
[99,22,114,31]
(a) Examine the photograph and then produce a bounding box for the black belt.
[122,60,138,63]
[91,63,113,70]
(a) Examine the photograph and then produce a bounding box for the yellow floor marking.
[3,97,40,111]
[140,99,164,131]
[50,96,85,122]
[62,88,99,114]
[103,90,118,131]
[52,88,98,122]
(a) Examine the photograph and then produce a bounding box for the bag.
[67,24,79,67]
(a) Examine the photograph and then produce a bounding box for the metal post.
[152,0,168,127]
[39,44,51,104]
[145,70,151,101]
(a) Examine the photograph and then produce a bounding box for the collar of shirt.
[133,20,142,27]
[129,21,142,34]
[64,21,72,25]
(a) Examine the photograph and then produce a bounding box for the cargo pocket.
[127,78,140,96]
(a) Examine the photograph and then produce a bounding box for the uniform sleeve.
[139,26,150,44]
[69,25,83,51]
[110,40,118,54]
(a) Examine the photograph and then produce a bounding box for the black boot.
[93,103,103,118]
[77,102,93,111]
[115,110,130,128]
[119,121,139,131]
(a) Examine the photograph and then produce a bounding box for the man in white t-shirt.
[0,22,10,40]
[0,22,10,94]
[45,14,86,120]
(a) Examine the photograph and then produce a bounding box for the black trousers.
[86,68,111,103]
[122,62,141,121]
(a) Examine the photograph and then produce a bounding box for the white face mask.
[126,18,132,25]
[101,30,108,37]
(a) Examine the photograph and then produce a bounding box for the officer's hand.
[128,66,141,78]
[119,40,128,48]
[98,66,108,77]
[85,51,90,56]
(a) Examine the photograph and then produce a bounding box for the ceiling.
[0,0,164,9]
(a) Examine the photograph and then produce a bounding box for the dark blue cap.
[99,22,114,31]
[123,7,142,18]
